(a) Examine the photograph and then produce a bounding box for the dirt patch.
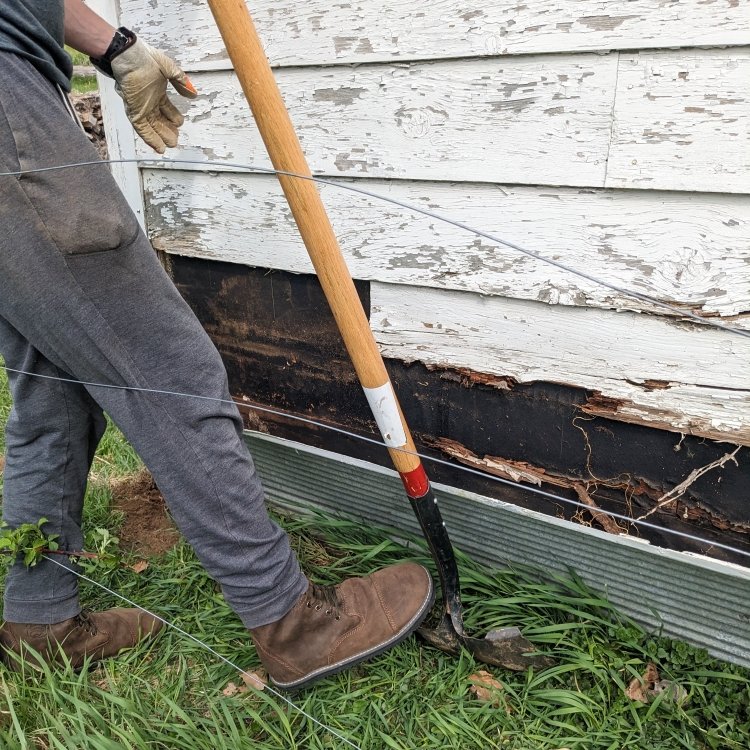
[110,469,180,556]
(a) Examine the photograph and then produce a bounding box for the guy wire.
[42,556,363,750]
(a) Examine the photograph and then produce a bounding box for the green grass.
[71,75,99,95]
[0,364,749,749]
[65,46,99,95]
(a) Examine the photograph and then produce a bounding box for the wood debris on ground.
[70,92,108,160]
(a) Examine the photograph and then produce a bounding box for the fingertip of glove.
[172,74,198,98]
[183,75,198,96]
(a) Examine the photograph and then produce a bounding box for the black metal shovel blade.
[418,612,554,670]
[410,490,554,671]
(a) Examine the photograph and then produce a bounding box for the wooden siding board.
[121,0,750,69]
[607,49,750,193]
[125,3,750,447]
[143,170,750,319]
[144,50,750,193]
[141,58,617,188]
[370,283,750,444]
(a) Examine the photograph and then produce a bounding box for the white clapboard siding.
[370,283,750,444]
[606,49,750,193]
[121,0,750,70]
[142,59,618,188]
[104,2,750,445]
[142,50,750,193]
[143,170,750,319]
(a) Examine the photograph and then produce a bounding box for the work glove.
[93,28,197,153]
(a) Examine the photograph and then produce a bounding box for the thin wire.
[2,157,749,340]
[4,364,748,560]
[42,555,363,750]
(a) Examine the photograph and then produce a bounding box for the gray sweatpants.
[0,52,308,628]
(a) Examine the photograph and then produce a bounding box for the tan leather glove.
[110,38,198,154]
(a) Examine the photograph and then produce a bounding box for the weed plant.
[0,365,748,749]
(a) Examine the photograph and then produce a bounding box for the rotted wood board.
[143,169,750,320]
[370,282,750,444]
[144,50,750,193]
[169,256,750,561]
[121,0,750,69]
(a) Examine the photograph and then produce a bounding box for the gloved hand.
[110,38,198,154]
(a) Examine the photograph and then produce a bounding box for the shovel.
[206,0,552,671]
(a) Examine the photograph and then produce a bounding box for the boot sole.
[270,569,436,692]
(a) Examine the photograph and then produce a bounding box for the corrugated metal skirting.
[246,432,750,666]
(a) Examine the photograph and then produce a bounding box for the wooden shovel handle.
[206,0,426,485]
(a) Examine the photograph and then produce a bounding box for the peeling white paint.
[138,59,618,189]
[143,170,750,319]
[120,0,750,69]
[607,50,750,193]
[112,2,750,445]
[146,50,750,193]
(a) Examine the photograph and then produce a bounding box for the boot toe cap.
[370,562,434,634]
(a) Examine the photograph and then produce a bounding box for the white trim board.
[87,0,145,227]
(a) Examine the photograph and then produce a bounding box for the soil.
[110,469,180,556]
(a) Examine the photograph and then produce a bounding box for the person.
[0,0,434,690]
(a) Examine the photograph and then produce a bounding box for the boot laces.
[306,584,341,619]
[72,611,99,636]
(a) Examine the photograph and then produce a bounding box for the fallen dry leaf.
[222,681,240,697]
[468,670,509,711]
[240,668,267,692]
[128,560,149,574]
[651,679,689,706]
[625,663,686,705]
[223,670,266,697]
[626,662,660,703]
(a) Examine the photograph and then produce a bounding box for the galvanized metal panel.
[247,431,750,666]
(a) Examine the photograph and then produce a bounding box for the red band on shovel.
[400,465,430,499]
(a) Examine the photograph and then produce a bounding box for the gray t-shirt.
[0,1,72,90]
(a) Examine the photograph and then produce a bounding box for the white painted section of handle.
[363,383,407,448]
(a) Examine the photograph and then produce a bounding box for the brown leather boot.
[0,608,163,670]
[251,562,434,690]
